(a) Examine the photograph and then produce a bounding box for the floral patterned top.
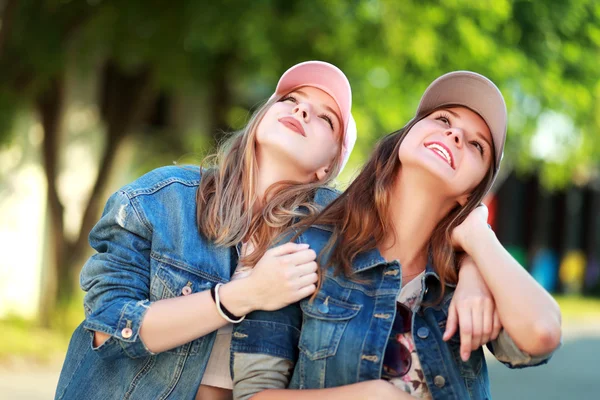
[387,272,433,399]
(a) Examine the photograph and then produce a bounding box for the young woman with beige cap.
[55,60,359,400]
[231,71,562,399]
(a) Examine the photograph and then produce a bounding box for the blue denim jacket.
[55,166,336,400]
[231,223,553,400]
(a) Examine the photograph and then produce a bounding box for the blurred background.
[0,0,598,398]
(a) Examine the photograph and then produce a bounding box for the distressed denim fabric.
[232,223,555,400]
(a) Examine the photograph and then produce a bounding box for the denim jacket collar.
[346,245,449,291]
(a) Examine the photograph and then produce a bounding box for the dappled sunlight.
[0,164,46,319]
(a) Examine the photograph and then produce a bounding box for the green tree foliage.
[0,0,598,320]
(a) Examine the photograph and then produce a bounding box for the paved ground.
[488,325,599,399]
[1,323,598,399]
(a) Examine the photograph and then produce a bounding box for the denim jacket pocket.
[150,256,216,355]
[299,292,361,361]
[437,297,484,379]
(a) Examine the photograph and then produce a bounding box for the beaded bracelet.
[210,283,245,324]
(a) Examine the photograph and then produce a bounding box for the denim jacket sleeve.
[230,304,302,400]
[80,190,156,360]
[487,328,558,369]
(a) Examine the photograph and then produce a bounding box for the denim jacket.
[231,223,554,400]
[56,165,336,400]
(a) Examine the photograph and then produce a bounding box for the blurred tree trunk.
[37,74,66,327]
[36,62,154,327]
[206,52,234,144]
[0,0,19,59]
[68,61,155,267]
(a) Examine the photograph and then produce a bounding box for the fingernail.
[462,352,469,361]
[299,243,310,248]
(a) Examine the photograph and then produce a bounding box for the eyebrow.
[442,108,493,153]
[293,89,342,129]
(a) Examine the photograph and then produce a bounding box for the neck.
[379,169,455,275]
[254,150,312,209]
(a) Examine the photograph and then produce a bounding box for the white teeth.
[426,143,452,166]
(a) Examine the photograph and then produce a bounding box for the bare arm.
[453,206,561,356]
[251,380,416,400]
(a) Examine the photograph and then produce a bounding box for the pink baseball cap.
[271,61,357,173]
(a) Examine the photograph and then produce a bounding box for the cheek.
[255,109,278,143]
[464,159,489,191]
[397,136,417,163]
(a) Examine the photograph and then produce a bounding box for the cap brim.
[416,71,507,170]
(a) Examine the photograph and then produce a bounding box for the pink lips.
[279,117,306,137]
[424,141,455,169]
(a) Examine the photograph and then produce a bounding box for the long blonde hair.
[197,94,345,266]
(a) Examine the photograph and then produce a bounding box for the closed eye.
[320,114,334,130]
[280,95,298,103]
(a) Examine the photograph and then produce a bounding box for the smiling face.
[255,86,343,182]
[398,106,494,203]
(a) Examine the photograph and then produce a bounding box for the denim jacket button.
[434,375,446,388]
[318,303,329,314]
[417,327,430,339]
[181,286,192,296]
[121,327,133,339]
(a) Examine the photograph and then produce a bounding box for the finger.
[470,304,483,351]
[293,262,318,277]
[291,284,316,302]
[294,272,318,288]
[481,300,494,345]
[458,306,472,362]
[491,310,502,340]
[269,242,310,256]
[280,249,317,266]
[443,299,458,341]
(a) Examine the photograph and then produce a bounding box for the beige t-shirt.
[200,243,253,390]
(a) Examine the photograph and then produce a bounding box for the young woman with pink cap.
[231,71,562,399]
[55,61,359,400]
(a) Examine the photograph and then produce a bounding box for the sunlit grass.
[554,295,600,321]
[0,300,83,364]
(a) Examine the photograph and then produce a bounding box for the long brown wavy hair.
[299,105,496,301]
[196,93,345,267]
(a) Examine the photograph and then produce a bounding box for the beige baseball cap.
[416,71,507,171]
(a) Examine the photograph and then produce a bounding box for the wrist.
[218,279,255,316]
[461,223,495,255]
[458,255,477,276]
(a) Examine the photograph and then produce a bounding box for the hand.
[443,256,502,361]
[242,242,318,312]
[362,380,417,399]
[451,204,490,252]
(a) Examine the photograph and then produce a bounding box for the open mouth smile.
[424,142,455,169]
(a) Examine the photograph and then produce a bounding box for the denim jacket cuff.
[83,299,155,359]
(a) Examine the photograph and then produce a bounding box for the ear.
[457,193,470,207]
[316,166,330,181]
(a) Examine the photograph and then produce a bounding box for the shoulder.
[313,186,341,208]
[119,165,202,199]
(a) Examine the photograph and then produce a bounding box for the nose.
[293,101,311,122]
[446,127,464,147]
